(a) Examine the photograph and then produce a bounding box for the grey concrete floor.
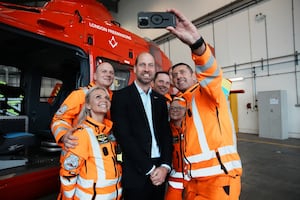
[39,133,300,200]
[237,133,300,200]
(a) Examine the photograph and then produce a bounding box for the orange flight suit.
[165,122,186,200]
[59,116,122,200]
[181,45,242,200]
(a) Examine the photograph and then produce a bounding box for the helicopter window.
[0,65,23,116]
[40,77,62,104]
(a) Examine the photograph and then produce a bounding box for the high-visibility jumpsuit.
[165,122,186,200]
[51,82,112,145]
[59,116,122,200]
[165,78,234,200]
[181,44,242,200]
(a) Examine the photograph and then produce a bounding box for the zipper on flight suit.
[215,107,228,174]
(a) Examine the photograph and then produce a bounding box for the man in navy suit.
[111,52,173,200]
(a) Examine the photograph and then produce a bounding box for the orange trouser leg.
[184,175,241,200]
[165,186,183,200]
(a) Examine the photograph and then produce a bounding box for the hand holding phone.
[137,12,176,29]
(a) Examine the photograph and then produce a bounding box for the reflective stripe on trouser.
[60,176,77,199]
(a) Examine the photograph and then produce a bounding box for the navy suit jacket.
[111,83,172,188]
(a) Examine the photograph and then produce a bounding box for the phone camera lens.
[139,17,149,26]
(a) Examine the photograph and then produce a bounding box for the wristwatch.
[190,37,205,50]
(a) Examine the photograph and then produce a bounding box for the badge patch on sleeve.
[64,154,79,170]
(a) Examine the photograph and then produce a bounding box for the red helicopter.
[0,0,171,199]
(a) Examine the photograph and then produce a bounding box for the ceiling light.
[229,77,244,82]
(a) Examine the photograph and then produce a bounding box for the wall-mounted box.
[257,90,288,139]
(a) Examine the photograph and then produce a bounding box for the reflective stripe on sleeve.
[199,67,220,88]
[195,53,215,74]
[188,160,242,178]
[185,144,239,163]
[52,121,70,138]
[218,145,239,156]
[224,160,242,172]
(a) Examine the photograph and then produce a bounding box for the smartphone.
[137,12,176,29]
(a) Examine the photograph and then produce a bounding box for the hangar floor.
[39,132,300,200]
[237,132,300,200]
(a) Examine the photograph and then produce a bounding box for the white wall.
[113,0,233,40]
[114,0,300,138]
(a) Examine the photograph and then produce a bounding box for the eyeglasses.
[169,106,185,111]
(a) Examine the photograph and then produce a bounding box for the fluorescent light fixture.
[229,77,244,82]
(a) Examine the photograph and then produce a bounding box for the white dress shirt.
[134,81,160,158]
